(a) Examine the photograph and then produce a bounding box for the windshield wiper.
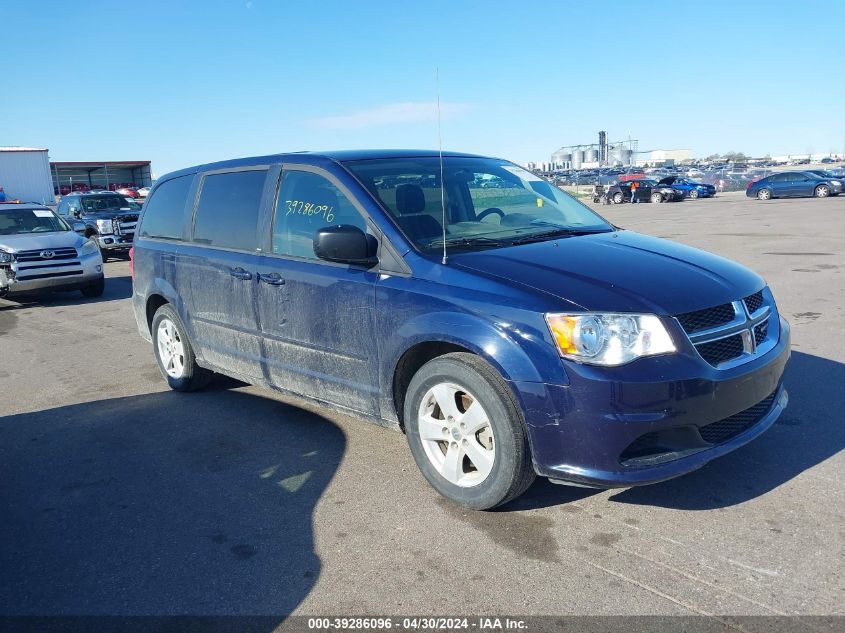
[507,227,607,245]
[426,235,505,249]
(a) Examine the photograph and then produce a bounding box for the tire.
[651,192,663,204]
[89,237,108,262]
[757,188,772,200]
[815,185,830,198]
[79,276,105,298]
[151,304,213,392]
[404,352,535,510]
[612,192,624,204]
[688,189,699,199]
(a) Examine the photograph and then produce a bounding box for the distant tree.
[705,154,720,161]
[722,151,749,162]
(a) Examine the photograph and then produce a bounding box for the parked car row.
[54,183,150,197]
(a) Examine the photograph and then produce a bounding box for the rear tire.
[815,185,830,198]
[404,352,535,510]
[151,304,213,392]
[79,277,105,298]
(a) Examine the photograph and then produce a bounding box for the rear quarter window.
[139,175,193,240]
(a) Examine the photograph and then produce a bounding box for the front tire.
[79,277,104,298]
[651,192,663,203]
[815,185,830,198]
[688,189,699,199]
[404,352,535,510]
[612,192,624,204]
[151,304,213,392]
[757,188,772,200]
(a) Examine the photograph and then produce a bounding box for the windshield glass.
[0,207,68,235]
[80,195,139,213]
[344,156,613,252]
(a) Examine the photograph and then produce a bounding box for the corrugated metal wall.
[0,150,56,205]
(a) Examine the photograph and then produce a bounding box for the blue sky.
[2,0,844,176]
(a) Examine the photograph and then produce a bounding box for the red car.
[116,187,140,198]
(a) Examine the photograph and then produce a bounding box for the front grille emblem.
[40,250,55,259]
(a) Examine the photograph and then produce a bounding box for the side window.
[272,170,366,259]
[139,175,193,240]
[57,199,69,216]
[193,169,267,250]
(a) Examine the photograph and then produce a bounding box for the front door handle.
[257,271,285,286]
[229,267,253,280]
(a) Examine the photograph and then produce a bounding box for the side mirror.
[72,222,86,234]
[70,209,81,218]
[313,225,377,267]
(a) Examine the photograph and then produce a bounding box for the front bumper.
[513,316,790,488]
[95,233,134,252]
[1,252,103,295]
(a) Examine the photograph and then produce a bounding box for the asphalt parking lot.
[1,192,843,621]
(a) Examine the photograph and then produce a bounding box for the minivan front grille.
[743,291,764,314]
[696,334,745,366]
[676,302,735,334]
[754,319,769,345]
[699,391,777,443]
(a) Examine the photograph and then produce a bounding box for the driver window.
[272,170,367,260]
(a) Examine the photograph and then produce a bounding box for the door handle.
[229,267,253,280]
[257,271,285,286]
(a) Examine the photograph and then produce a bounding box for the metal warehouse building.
[0,147,55,204]
[50,160,153,193]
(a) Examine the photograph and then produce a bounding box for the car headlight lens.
[0,250,13,264]
[831,180,842,186]
[80,240,98,256]
[96,219,114,234]
[545,313,676,366]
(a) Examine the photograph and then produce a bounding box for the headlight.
[96,219,114,234]
[545,313,676,366]
[831,180,842,186]
[0,250,13,264]
[80,240,98,256]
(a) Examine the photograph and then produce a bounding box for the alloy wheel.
[156,318,186,379]
[417,382,495,488]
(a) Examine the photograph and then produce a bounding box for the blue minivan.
[132,150,790,509]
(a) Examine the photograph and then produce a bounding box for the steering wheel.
[477,207,505,221]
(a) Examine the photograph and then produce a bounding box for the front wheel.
[757,188,772,200]
[688,189,699,199]
[612,192,624,204]
[651,192,663,203]
[404,352,535,510]
[79,277,104,298]
[151,304,213,391]
[815,185,830,198]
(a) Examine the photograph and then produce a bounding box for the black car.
[56,193,141,261]
[606,179,685,204]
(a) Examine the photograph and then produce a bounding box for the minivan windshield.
[343,156,613,252]
[0,207,68,235]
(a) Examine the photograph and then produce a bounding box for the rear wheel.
[651,192,663,203]
[404,352,535,510]
[815,184,830,198]
[612,192,624,204]
[757,188,772,200]
[151,304,213,391]
[688,189,699,199]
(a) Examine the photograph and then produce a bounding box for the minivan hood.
[448,230,763,315]
[0,231,82,253]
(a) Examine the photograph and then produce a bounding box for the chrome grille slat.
[674,288,776,369]
[14,247,78,262]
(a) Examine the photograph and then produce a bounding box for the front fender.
[379,310,568,419]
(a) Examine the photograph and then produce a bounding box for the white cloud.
[307,101,473,130]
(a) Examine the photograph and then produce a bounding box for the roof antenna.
[436,67,448,265]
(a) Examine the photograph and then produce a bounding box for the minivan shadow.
[0,385,346,619]
[503,351,844,512]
